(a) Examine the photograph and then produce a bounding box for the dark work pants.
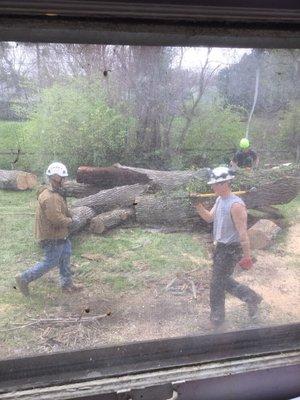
[210,242,260,323]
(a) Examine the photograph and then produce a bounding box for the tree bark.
[135,194,207,229]
[62,180,100,198]
[135,177,299,228]
[248,219,281,249]
[242,177,300,208]
[76,166,150,188]
[89,208,134,234]
[70,206,96,232]
[114,163,209,191]
[73,184,149,213]
[0,170,37,190]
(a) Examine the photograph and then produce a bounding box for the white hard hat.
[207,166,235,185]
[46,162,68,177]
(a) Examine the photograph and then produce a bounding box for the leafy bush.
[22,78,134,176]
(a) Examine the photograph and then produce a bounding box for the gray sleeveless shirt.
[213,194,245,244]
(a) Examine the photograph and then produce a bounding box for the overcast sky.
[181,47,251,70]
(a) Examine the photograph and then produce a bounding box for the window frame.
[0,3,299,398]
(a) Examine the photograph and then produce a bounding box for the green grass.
[277,196,300,223]
[0,190,208,340]
[0,187,299,355]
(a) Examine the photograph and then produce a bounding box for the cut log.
[114,163,210,191]
[248,219,282,249]
[70,206,97,232]
[62,180,100,198]
[0,169,37,190]
[76,166,151,188]
[73,184,149,213]
[89,208,134,234]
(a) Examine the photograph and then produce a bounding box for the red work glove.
[239,256,254,270]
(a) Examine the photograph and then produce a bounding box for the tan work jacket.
[35,186,72,241]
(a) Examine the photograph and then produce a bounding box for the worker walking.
[15,162,83,297]
[230,138,259,170]
[195,166,262,328]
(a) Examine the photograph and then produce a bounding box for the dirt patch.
[0,224,299,360]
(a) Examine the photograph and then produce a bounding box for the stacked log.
[89,208,134,234]
[62,180,100,198]
[73,183,149,213]
[0,170,37,190]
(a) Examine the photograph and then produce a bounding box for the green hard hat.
[240,138,250,149]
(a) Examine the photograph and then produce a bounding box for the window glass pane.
[0,43,299,359]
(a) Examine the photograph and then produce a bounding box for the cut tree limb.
[73,184,149,213]
[0,169,37,190]
[89,208,134,234]
[114,163,210,191]
[76,166,151,188]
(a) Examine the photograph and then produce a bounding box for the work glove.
[238,256,254,270]
[69,216,81,233]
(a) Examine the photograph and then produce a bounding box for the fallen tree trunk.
[0,169,37,190]
[63,180,100,198]
[135,176,299,228]
[77,166,151,188]
[113,163,210,191]
[89,208,134,234]
[248,219,281,249]
[73,184,149,213]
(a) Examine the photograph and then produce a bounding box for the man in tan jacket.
[15,162,83,296]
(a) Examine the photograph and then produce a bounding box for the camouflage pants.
[210,242,260,323]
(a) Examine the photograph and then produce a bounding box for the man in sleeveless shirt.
[196,166,262,328]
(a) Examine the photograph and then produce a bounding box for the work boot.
[248,295,263,318]
[62,283,84,293]
[15,275,30,297]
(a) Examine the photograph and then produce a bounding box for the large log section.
[0,169,37,190]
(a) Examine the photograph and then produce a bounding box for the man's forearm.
[239,231,251,257]
[196,203,214,223]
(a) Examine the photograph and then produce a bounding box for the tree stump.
[248,219,282,249]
